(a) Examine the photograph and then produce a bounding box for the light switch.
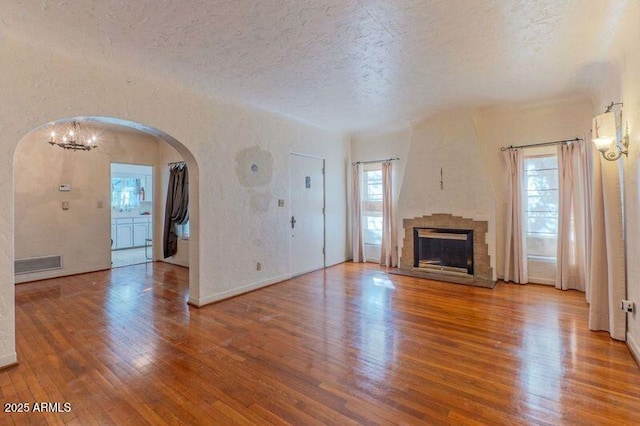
[278,199,285,207]
[62,201,69,210]
[59,184,71,192]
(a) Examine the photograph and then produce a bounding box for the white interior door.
[290,153,325,276]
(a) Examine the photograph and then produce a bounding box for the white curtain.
[588,112,626,341]
[581,132,594,298]
[503,149,528,283]
[556,142,589,291]
[380,161,398,267]
[351,163,365,262]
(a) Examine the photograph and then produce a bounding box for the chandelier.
[48,121,98,151]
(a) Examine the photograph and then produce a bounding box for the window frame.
[361,163,383,246]
[177,221,190,240]
[523,152,559,261]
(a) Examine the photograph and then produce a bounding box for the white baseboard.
[527,277,556,286]
[498,272,555,286]
[189,273,292,307]
[291,265,325,278]
[627,332,640,367]
[326,256,350,267]
[161,258,189,268]
[188,258,350,307]
[0,352,17,369]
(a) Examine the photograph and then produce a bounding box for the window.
[111,177,143,211]
[362,165,383,245]
[177,221,190,239]
[524,154,559,260]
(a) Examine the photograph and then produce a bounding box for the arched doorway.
[12,116,199,299]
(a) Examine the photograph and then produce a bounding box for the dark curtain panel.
[163,164,189,258]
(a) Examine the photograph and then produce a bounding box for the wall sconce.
[593,126,629,161]
[593,136,625,161]
[593,102,628,161]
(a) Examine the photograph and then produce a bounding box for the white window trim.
[524,152,559,261]
[362,162,383,248]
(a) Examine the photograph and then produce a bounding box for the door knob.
[290,216,297,229]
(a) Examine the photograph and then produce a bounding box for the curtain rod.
[352,157,399,166]
[499,138,583,152]
[168,161,186,166]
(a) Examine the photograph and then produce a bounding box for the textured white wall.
[14,128,161,283]
[397,109,497,279]
[607,4,640,359]
[0,36,349,367]
[474,97,594,281]
[620,50,640,360]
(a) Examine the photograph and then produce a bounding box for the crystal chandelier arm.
[46,121,98,151]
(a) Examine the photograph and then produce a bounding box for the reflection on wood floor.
[4,262,640,424]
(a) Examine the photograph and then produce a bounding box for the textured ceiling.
[0,0,629,132]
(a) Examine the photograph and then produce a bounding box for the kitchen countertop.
[112,214,153,220]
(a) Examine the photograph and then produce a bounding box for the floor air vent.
[15,255,63,274]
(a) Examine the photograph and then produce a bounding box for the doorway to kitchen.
[111,163,154,268]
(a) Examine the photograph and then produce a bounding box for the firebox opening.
[413,228,473,275]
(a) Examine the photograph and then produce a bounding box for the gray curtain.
[163,164,189,258]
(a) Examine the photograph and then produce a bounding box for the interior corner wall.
[613,3,640,359]
[473,97,594,282]
[350,126,413,260]
[621,57,640,360]
[0,36,349,367]
[14,128,160,283]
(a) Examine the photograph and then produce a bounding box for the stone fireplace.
[414,228,474,275]
[394,214,494,288]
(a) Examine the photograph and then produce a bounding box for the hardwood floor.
[2,262,640,425]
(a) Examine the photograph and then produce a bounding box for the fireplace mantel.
[393,214,494,288]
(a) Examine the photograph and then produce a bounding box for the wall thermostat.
[59,184,71,192]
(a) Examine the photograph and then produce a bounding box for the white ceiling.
[0,0,629,132]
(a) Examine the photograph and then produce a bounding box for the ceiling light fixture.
[48,121,98,151]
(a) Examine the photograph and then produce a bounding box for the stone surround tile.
[396,214,495,288]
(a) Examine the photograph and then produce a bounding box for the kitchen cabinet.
[112,216,152,249]
[133,218,149,247]
[115,221,133,249]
